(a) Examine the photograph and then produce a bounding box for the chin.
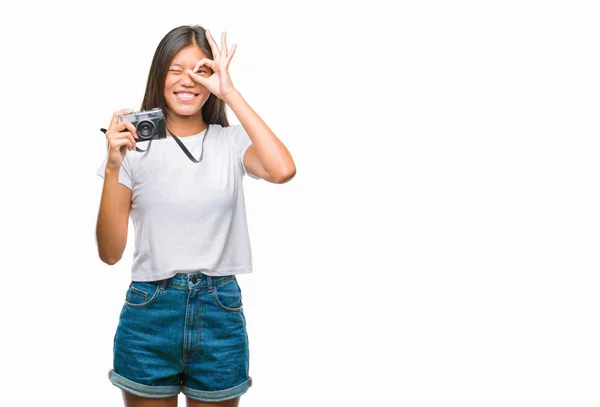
[175,107,201,117]
[167,103,201,117]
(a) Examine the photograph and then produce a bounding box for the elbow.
[99,254,122,266]
[102,256,121,266]
[96,232,125,265]
[274,166,296,184]
[97,245,123,265]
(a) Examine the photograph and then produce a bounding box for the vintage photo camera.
[118,108,167,141]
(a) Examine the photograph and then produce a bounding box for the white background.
[1,1,599,406]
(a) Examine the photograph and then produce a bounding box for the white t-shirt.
[96,123,259,282]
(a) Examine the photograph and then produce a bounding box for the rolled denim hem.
[108,369,181,398]
[183,377,252,402]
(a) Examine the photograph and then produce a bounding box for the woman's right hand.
[104,109,139,170]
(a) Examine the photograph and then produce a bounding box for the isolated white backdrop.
[1,1,599,406]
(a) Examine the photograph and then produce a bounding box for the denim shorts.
[107,272,252,402]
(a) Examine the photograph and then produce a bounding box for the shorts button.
[191,276,198,283]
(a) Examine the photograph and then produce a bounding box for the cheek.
[164,76,178,92]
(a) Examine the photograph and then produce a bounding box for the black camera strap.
[167,125,210,163]
[99,125,210,163]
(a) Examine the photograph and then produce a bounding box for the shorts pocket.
[124,281,161,309]
[212,278,243,313]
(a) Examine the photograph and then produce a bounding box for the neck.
[166,114,207,137]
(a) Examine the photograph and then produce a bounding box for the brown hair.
[140,25,229,127]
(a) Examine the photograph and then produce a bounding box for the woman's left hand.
[187,30,238,101]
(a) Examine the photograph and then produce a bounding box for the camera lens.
[137,121,155,139]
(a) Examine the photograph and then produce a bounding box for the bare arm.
[186,30,296,184]
[225,90,296,184]
[96,168,132,265]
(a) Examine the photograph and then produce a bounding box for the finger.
[187,69,206,85]
[113,131,134,141]
[112,120,137,137]
[193,58,214,75]
[110,138,134,152]
[120,138,135,152]
[108,131,133,149]
[109,122,125,134]
[112,121,127,133]
[116,132,136,149]
[126,133,136,150]
[222,31,228,59]
[111,131,132,137]
[226,44,237,66]
[205,29,221,60]
[110,108,134,129]
[121,121,138,137]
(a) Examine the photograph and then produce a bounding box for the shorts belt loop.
[207,275,214,293]
[159,279,167,291]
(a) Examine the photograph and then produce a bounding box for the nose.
[179,71,195,87]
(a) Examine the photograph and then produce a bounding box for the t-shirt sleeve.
[96,143,133,189]
[229,125,261,180]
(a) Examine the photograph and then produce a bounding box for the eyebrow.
[170,63,212,70]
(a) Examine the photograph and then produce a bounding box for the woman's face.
[164,45,213,120]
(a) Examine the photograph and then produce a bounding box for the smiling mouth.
[175,92,199,101]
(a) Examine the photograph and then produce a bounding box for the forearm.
[96,169,127,264]
[224,90,296,178]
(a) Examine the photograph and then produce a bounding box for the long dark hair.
[141,25,229,127]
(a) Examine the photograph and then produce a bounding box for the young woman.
[96,25,295,407]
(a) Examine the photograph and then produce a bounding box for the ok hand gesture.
[187,30,238,101]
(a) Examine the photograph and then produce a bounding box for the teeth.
[177,93,195,100]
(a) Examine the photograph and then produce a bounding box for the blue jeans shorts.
[108,272,252,402]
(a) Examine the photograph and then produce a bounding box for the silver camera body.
[118,108,167,141]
